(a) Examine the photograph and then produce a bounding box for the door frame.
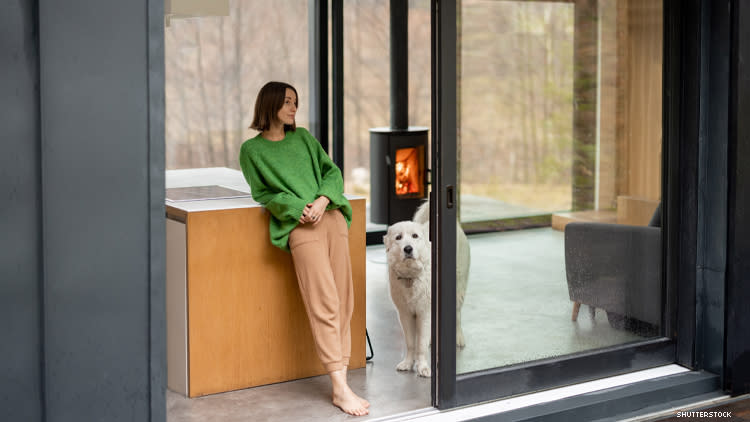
[429,0,701,409]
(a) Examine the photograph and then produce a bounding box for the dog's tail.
[413,200,430,225]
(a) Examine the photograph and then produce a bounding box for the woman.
[239,81,369,416]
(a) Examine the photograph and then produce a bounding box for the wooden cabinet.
[165,169,366,397]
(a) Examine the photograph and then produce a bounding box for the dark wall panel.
[39,1,154,420]
[695,0,730,376]
[0,1,43,421]
[147,0,167,420]
[675,0,700,369]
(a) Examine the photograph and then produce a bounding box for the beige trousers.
[288,209,354,373]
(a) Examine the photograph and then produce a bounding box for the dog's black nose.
[403,245,413,254]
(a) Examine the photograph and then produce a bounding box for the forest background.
[165,0,575,215]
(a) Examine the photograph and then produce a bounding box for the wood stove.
[369,127,429,225]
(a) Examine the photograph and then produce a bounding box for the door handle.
[446,185,454,209]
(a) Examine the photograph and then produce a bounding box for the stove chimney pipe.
[390,0,408,130]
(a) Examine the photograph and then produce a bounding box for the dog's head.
[383,221,430,268]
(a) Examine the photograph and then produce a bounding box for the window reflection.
[456,0,663,374]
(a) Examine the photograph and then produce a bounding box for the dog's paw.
[396,359,414,372]
[415,361,431,377]
[457,332,466,349]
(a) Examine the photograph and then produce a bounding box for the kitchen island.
[165,168,366,397]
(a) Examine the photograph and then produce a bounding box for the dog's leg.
[414,311,431,377]
[456,307,466,348]
[396,312,416,372]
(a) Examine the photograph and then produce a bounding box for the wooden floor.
[653,396,750,421]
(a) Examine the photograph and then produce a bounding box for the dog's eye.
[395,234,402,240]
[412,233,419,239]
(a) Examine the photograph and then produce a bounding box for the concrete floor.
[167,228,653,422]
[456,228,646,373]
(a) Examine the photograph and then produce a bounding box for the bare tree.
[220,16,230,166]
[194,20,214,166]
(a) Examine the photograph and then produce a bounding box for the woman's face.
[277,88,297,126]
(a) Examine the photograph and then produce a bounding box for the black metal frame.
[665,0,731,376]
[332,0,344,170]
[431,0,458,407]
[663,0,698,368]
[693,0,731,376]
[456,340,675,405]
[308,0,329,152]
[390,0,409,130]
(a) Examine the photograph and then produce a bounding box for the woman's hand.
[301,196,330,225]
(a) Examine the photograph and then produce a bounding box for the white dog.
[383,202,470,377]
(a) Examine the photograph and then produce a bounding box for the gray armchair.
[564,203,662,332]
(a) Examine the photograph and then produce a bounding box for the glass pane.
[456,0,663,374]
[395,146,426,197]
[165,0,310,170]
[409,0,433,141]
[343,0,432,228]
[342,0,389,219]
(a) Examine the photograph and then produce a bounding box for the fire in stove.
[394,146,424,197]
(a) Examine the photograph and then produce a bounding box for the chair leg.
[571,301,582,321]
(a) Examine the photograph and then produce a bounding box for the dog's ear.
[383,228,392,252]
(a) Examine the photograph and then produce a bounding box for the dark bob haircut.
[249,81,298,132]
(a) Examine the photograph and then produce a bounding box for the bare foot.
[342,368,370,408]
[330,369,369,416]
[332,388,369,416]
[355,392,370,408]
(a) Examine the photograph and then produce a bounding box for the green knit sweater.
[239,127,352,252]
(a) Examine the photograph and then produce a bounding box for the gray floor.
[456,228,644,373]
[167,228,649,422]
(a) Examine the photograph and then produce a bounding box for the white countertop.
[166,167,260,212]
[165,167,362,213]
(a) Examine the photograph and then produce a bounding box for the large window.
[341,0,389,201]
[165,1,310,171]
[455,0,664,375]
[459,1,574,223]
[342,0,431,221]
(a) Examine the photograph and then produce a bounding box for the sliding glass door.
[432,0,674,408]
